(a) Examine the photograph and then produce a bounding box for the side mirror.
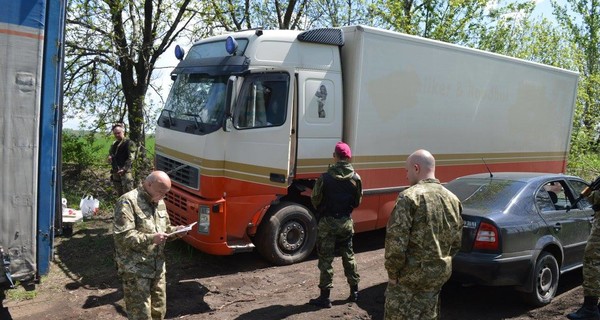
[224,116,233,132]
[223,75,237,132]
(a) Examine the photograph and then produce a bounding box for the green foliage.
[568,130,600,180]
[64,0,201,145]
[62,130,103,167]
[303,0,377,27]
[370,0,491,44]
[551,0,600,152]
[61,130,156,212]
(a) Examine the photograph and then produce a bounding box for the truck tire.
[255,202,317,265]
[521,252,559,306]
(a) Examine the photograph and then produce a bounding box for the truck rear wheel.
[255,202,317,265]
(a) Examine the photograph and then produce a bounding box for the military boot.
[348,285,359,302]
[567,305,600,320]
[309,288,332,308]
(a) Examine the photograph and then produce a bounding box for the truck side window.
[234,74,288,129]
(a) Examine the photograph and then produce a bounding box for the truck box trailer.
[0,0,65,292]
[154,25,578,265]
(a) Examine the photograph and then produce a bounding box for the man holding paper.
[113,170,188,320]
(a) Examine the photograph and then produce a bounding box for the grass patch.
[5,284,38,300]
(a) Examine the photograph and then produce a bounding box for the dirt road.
[3,215,585,319]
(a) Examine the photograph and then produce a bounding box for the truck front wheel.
[255,202,317,265]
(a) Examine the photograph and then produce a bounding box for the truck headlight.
[198,206,210,234]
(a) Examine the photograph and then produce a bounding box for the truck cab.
[155,28,345,264]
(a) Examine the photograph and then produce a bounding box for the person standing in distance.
[309,141,362,308]
[113,171,187,320]
[567,181,600,320]
[384,149,463,320]
[108,123,136,196]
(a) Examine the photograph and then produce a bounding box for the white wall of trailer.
[340,25,578,159]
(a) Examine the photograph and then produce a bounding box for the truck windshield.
[158,74,228,135]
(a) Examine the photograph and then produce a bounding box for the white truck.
[155,25,578,265]
[0,0,65,301]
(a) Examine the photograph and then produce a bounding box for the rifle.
[569,175,600,211]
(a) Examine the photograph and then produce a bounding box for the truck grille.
[165,191,188,211]
[156,154,200,189]
[165,192,189,226]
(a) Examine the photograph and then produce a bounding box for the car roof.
[452,172,582,183]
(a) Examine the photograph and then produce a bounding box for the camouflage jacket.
[311,161,362,213]
[113,186,177,278]
[384,178,463,291]
[589,190,600,212]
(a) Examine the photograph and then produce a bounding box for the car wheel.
[255,202,317,265]
[522,252,559,306]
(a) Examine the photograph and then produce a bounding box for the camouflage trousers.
[316,216,360,289]
[121,273,167,320]
[384,283,440,320]
[112,172,135,197]
[583,213,600,297]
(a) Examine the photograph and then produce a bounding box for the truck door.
[295,71,343,172]
[228,72,294,193]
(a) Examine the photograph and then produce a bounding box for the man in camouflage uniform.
[113,171,186,320]
[384,149,462,320]
[567,185,600,320]
[108,123,136,196]
[309,141,362,308]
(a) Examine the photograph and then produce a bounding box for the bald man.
[113,171,186,320]
[384,150,463,320]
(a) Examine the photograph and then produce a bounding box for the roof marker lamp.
[226,36,238,55]
[174,45,185,60]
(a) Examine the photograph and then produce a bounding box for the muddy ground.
[3,211,586,319]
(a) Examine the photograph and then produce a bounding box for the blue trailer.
[0,0,66,293]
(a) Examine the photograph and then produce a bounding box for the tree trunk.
[126,93,146,153]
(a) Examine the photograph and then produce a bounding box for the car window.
[445,178,525,211]
[541,181,570,210]
[568,179,592,209]
[537,188,557,212]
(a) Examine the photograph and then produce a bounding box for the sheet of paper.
[167,221,197,237]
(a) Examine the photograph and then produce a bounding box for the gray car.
[446,172,593,306]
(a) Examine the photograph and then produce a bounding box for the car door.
[535,179,591,269]
[563,178,594,266]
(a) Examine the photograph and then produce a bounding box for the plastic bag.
[80,195,99,218]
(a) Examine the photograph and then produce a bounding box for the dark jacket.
[109,139,136,173]
[311,161,362,217]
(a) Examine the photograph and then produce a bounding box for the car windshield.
[445,178,526,211]
[158,74,228,134]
